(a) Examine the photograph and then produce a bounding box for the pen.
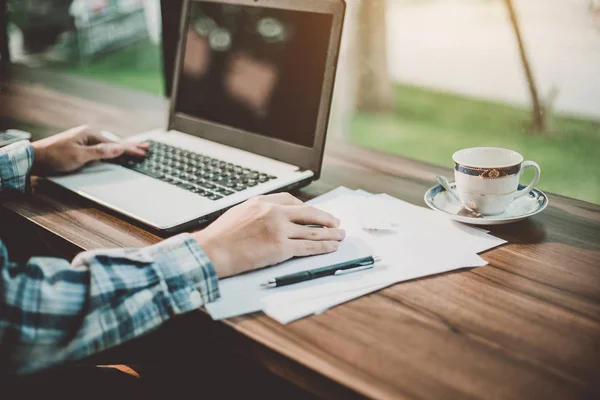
[261,255,381,288]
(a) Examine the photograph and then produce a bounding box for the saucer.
[424,182,548,225]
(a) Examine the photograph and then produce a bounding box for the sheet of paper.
[261,192,500,323]
[263,253,486,308]
[206,187,504,321]
[206,187,369,319]
[315,194,505,257]
[205,235,374,319]
[305,185,357,204]
[264,284,387,324]
[263,254,487,324]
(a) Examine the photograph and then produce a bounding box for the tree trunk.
[504,0,546,133]
[356,0,394,112]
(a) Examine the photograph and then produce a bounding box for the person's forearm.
[0,141,34,194]
[0,233,219,375]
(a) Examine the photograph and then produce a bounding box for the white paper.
[205,236,374,319]
[314,194,505,259]
[264,284,387,324]
[262,253,487,323]
[206,187,370,319]
[206,187,505,321]
[360,214,395,231]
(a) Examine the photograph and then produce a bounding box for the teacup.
[452,147,541,215]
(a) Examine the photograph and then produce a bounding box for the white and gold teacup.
[452,147,541,215]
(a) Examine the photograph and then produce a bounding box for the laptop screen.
[175,1,334,148]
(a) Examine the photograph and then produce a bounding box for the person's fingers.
[80,130,149,156]
[286,205,341,228]
[82,143,125,163]
[289,226,346,241]
[120,141,148,157]
[101,137,148,156]
[258,193,303,206]
[291,240,340,257]
[136,142,151,150]
[80,130,147,158]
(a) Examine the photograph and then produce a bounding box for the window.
[6,0,599,204]
[330,0,600,204]
[6,0,164,95]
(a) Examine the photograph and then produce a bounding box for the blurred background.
[5,0,600,204]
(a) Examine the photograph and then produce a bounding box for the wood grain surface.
[2,71,599,400]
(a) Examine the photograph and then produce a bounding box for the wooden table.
[2,68,600,400]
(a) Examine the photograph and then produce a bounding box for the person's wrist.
[192,230,233,279]
[31,142,49,175]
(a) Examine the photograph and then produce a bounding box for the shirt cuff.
[144,233,220,313]
[0,141,34,193]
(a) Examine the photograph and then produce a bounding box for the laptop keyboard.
[113,140,277,201]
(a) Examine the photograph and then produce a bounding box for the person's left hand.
[32,125,149,175]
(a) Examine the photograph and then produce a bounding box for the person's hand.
[31,125,149,175]
[193,193,346,278]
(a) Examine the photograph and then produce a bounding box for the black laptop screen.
[175,2,333,148]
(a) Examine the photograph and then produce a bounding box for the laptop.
[49,0,345,234]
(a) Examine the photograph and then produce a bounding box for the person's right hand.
[192,193,345,279]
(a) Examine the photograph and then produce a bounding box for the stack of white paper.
[205,187,506,324]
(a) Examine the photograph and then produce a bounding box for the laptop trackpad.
[49,163,214,229]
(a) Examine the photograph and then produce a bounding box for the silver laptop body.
[49,0,345,233]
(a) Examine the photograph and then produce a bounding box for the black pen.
[261,255,381,288]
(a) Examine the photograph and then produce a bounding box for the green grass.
[53,39,164,95]
[351,84,600,204]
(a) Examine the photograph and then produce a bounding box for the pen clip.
[333,264,374,276]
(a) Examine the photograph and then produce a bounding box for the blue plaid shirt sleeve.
[1,233,220,375]
[0,142,220,375]
[0,140,34,193]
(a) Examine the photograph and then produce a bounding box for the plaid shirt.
[0,141,220,375]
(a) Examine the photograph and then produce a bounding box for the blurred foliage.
[352,84,600,204]
[52,38,164,95]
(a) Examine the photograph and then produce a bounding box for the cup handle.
[514,161,541,199]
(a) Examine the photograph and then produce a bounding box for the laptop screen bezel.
[168,0,345,178]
